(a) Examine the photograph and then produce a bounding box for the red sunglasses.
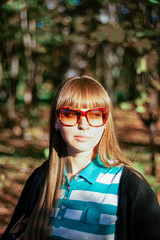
[56,107,108,127]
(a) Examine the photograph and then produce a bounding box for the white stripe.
[70,190,118,206]
[50,208,60,217]
[64,209,82,220]
[51,209,117,225]
[64,209,117,225]
[96,172,122,184]
[48,226,115,240]
[99,214,117,225]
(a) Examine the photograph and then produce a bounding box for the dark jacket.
[1,162,160,240]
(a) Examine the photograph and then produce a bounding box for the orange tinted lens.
[87,110,104,126]
[60,109,79,125]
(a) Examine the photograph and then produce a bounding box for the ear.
[55,119,60,131]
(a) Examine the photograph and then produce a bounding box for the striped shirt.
[48,155,123,240]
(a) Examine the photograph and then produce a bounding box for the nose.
[78,116,89,129]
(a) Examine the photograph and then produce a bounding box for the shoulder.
[29,159,48,178]
[119,166,160,211]
[18,160,48,208]
[120,166,149,191]
[117,167,160,240]
[25,160,48,189]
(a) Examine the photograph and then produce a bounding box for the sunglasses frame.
[56,107,108,127]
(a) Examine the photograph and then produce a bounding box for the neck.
[67,150,93,177]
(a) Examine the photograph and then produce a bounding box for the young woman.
[1,76,160,240]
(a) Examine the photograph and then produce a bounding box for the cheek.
[92,127,105,143]
[59,126,73,143]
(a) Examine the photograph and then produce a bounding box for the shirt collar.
[64,154,109,185]
[78,154,109,184]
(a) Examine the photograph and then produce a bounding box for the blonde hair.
[23,75,136,240]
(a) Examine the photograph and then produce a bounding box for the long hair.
[23,75,137,240]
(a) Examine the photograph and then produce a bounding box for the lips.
[74,135,92,142]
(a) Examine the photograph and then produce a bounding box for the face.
[56,108,105,156]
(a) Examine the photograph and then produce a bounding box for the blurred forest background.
[1,0,160,234]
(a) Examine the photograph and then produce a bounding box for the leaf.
[120,102,133,110]
[136,29,160,38]
[5,0,26,11]
[140,91,148,101]
[136,56,147,74]
[67,0,80,6]
[136,106,146,113]
[149,0,159,4]
[44,148,49,159]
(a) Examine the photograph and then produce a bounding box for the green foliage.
[44,148,49,159]
[16,81,25,101]
[136,56,147,74]
[149,0,160,4]
[135,92,150,113]
[134,162,145,174]
[37,82,53,100]
[1,0,160,114]
[136,105,146,114]
[4,0,26,11]
[120,102,133,110]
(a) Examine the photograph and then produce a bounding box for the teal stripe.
[62,182,120,194]
[47,236,68,240]
[68,200,118,215]
[56,199,118,215]
[57,218,116,235]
